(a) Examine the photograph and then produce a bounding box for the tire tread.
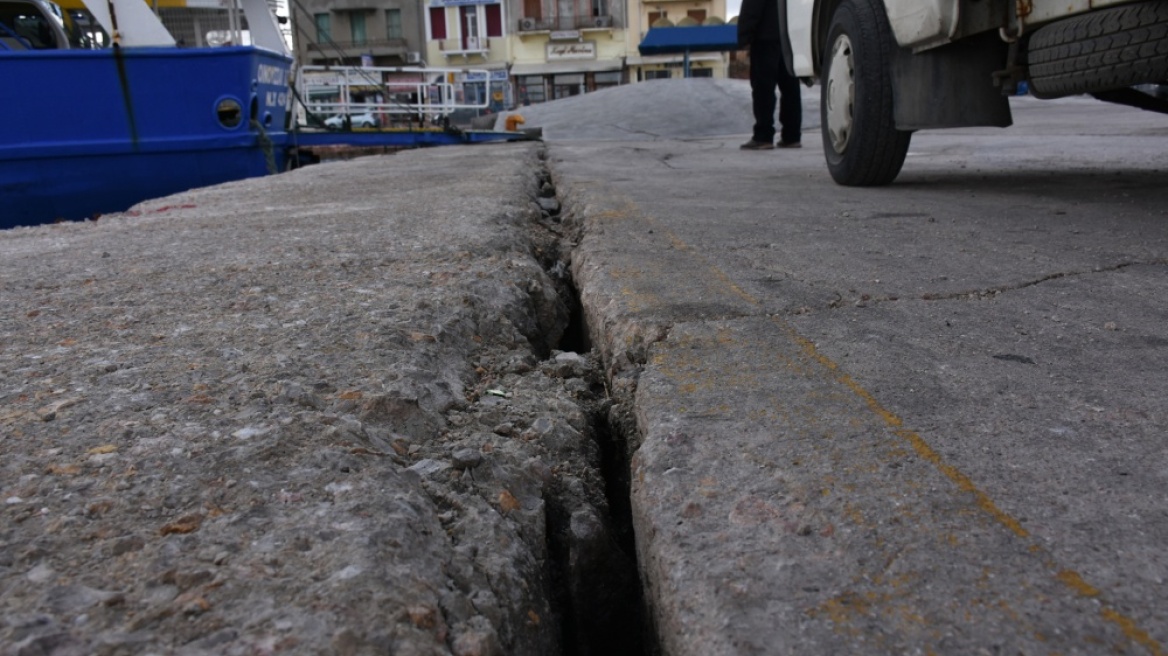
[821,0,912,186]
[1029,0,1168,97]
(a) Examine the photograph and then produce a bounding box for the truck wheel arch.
[810,0,1012,130]
[812,0,847,75]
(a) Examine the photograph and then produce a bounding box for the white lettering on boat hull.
[256,64,288,86]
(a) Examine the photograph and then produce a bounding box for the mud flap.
[891,31,1013,130]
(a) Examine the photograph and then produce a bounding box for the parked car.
[324,112,377,129]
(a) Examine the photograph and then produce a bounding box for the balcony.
[306,38,409,59]
[582,14,614,28]
[516,17,555,31]
[328,0,379,10]
[516,14,617,32]
[438,36,491,58]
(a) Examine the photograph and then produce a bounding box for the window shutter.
[485,3,502,37]
[429,7,447,40]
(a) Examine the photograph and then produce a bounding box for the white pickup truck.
[781,0,1168,184]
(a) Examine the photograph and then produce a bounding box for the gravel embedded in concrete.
[0,143,633,655]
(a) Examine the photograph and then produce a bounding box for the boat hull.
[0,46,292,229]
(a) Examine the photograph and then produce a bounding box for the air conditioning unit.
[406,51,421,63]
[519,17,536,30]
[592,15,612,27]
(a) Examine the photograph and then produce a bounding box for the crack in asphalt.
[917,260,1161,302]
[793,260,1168,315]
[655,154,679,169]
[614,124,664,140]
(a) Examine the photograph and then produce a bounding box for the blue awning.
[637,25,739,56]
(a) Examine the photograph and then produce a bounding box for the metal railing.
[306,37,407,52]
[436,36,490,54]
[157,7,246,48]
[516,14,616,31]
[298,64,494,125]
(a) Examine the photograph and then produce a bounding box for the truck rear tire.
[821,0,912,186]
[1028,0,1168,99]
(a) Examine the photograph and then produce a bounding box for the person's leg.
[749,40,781,144]
[776,62,803,145]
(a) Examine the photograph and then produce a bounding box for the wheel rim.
[826,33,855,155]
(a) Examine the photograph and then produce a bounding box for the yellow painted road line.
[617,201,1165,655]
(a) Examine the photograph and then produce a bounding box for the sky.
[727,0,741,17]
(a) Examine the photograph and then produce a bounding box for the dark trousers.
[749,39,802,144]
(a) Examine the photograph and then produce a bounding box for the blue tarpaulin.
[637,24,739,56]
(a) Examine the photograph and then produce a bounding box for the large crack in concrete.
[524,147,651,656]
[0,144,659,655]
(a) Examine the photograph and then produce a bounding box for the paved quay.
[5,77,1168,655]
[539,81,1168,654]
[1,143,645,655]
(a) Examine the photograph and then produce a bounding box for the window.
[687,9,706,21]
[691,67,713,77]
[485,3,501,37]
[314,13,330,42]
[647,11,665,24]
[429,6,446,40]
[594,71,621,89]
[464,81,486,105]
[65,9,104,48]
[459,5,478,49]
[645,69,670,80]
[0,5,59,49]
[523,0,541,21]
[591,0,606,17]
[350,12,366,45]
[385,8,401,39]
[518,75,545,104]
[553,73,582,99]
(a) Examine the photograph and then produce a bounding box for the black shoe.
[777,141,802,149]
[740,139,774,150]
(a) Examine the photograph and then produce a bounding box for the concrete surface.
[4,76,1168,655]
[544,82,1168,653]
[0,144,643,655]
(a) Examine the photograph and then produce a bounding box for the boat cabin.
[0,0,85,49]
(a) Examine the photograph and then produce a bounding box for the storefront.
[629,54,722,80]
[634,24,736,80]
[462,68,513,112]
[510,39,623,105]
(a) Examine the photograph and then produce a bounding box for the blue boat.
[0,0,293,229]
[0,0,538,229]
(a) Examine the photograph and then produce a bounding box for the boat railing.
[298,64,495,127]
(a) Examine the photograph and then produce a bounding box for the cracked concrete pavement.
[545,87,1168,653]
[5,76,1168,655]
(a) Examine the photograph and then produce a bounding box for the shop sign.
[549,30,580,40]
[546,41,595,60]
[429,0,493,6]
[302,71,344,86]
[385,74,425,92]
[462,70,510,82]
